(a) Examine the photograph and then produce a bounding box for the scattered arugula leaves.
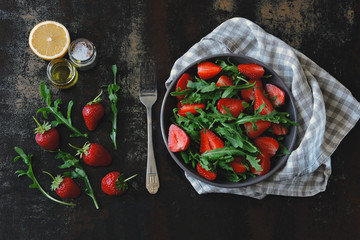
[13,147,76,207]
[105,65,120,150]
[55,150,99,209]
[37,82,88,138]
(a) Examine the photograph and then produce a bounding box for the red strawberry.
[177,101,183,109]
[72,142,112,167]
[237,63,265,79]
[240,79,263,102]
[229,157,247,174]
[200,128,225,154]
[271,123,288,135]
[251,153,271,176]
[175,73,192,100]
[82,91,105,131]
[216,75,234,87]
[217,98,246,118]
[51,175,81,199]
[196,163,217,181]
[254,137,279,157]
[254,88,274,115]
[178,103,205,117]
[244,120,271,139]
[198,62,222,80]
[33,116,60,151]
[265,84,285,107]
[101,171,137,196]
[168,124,190,152]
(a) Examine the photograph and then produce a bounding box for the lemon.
[29,21,70,61]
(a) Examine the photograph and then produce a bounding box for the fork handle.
[145,107,159,194]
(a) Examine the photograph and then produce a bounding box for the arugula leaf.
[246,155,262,171]
[13,147,76,206]
[38,82,88,138]
[214,122,259,153]
[201,147,247,160]
[180,148,199,169]
[55,150,99,209]
[105,65,120,150]
[275,141,291,157]
[216,58,239,75]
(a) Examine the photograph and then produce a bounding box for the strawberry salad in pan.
[166,58,298,182]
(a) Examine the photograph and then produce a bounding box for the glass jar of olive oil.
[47,58,78,89]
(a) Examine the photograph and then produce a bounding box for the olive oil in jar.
[47,58,78,89]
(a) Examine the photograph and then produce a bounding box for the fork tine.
[140,61,157,92]
[139,62,145,91]
[149,62,156,90]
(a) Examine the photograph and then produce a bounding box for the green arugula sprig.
[55,150,99,209]
[106,65,120,150]
[37,82,88,138]
[13,147,76,207]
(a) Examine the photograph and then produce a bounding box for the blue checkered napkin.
[165,18,360,199]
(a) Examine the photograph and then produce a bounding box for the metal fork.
[139,61,159,194]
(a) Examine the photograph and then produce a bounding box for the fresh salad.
[167,58,297,182]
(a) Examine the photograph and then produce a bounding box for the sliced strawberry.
[216,75,234,87]
[250,152,271,176]
[271,123,288,135]
[175,73,192,100]
[254,136,279,157]
[177,101,183,109]
[178,103,205,117]
[168,124,190,152]
[217,98,246,118]
[240,79,263,102]
[198,62,222,80]
[254,88,274,115]
[200,128,224,154]
[196,163,217,180]
[265,84,285,107]
[237,63,265,79]
[244,120,271,139]
[229,156,247,174]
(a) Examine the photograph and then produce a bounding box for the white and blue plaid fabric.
[165,18,360,199]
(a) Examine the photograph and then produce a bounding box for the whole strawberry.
[43,171,81,199]
[33,116,60,151]
[82,91,105,131]
[72,142,112,167]
[101,171,137,196]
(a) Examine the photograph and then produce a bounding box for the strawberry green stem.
[32,116,42,128]
[123,174,138,183]
[68,142,89,158]
[68,143,82,151]
[87,90,103,105]
[42,171,55,181]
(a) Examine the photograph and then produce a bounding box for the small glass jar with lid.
[68,38,97,70]
[47,58,78,89]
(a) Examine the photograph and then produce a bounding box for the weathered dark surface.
[1,0,360,239]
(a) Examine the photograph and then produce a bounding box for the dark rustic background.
[1,0,359,239]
